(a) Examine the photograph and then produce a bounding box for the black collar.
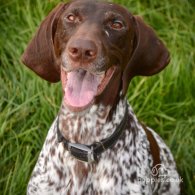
[57,105,128,163]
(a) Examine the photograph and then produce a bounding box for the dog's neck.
[58,97,128,145]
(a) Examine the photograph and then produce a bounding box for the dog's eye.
[110,20,124,30]
[66,14,76,22]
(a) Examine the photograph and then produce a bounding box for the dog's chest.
[27,105,153,194]
[29,130,151,195]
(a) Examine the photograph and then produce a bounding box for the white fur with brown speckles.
[27,98,180,195]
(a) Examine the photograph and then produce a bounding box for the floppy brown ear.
[21,3,67,82]
[122,16,170,94]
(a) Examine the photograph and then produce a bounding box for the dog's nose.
[68,39,97,62]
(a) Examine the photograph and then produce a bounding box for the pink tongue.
[65,69,100,107]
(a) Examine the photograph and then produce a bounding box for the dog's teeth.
[102,72,106,78]
[101,71,106,76]
[97,72,105,82]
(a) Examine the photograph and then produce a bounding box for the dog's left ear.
[122,16,170,94]
[21,3,67,82]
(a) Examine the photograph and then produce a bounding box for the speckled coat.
[27,99,180,195]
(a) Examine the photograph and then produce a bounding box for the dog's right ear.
[21,3,67,82]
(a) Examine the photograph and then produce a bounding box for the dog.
[22,0,181,194]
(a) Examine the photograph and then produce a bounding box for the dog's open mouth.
[61,66,116,110]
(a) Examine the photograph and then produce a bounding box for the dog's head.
[22,0,169,112]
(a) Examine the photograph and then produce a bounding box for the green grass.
[0,0,194,194]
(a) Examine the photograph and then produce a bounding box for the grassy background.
[0,0,194,194]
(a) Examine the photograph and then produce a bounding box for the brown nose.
[68,39,97,62]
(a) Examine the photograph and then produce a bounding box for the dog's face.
[22,0,170,112]
[56,0,135,111]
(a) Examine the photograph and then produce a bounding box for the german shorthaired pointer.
[22,0,181,194]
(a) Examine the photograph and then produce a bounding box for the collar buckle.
[57,104,128,163]
[68,142,95,163]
